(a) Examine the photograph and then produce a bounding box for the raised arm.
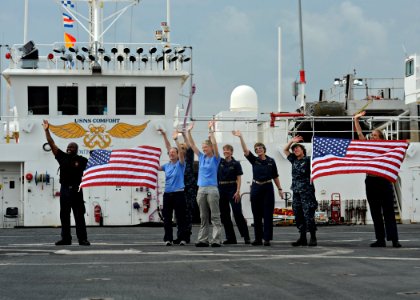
[43,120,59,156]
[354,111,367,140]
[181,129,191,149]
[208,120,219,159]
[158,128,172,154]
[232,130,249,156]
[284,135,304,156]
[187,122,200,156]
[173,131,185,164]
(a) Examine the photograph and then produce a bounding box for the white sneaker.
[179,240,186,246]
[165,241,172,246]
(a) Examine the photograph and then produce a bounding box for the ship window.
[87,86,107,115]
[28,86,49,115]
[145,87,165,115]
[406,59,414,77]
[116,87,136,115]
[58,86,78,115]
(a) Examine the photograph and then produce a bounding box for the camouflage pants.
[292,190,318,233]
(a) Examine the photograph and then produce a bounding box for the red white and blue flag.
[62,13,74,28]
[80,146,162,189]
[311,136,408,183]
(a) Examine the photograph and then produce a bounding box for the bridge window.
[145,87,165,115]
[87,86,107,115]
[58,86,78,115]
[405,59,414,77]
[116,87,136,115]
[28,86,49,115]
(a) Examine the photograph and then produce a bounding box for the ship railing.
[4,42,192,73]
[272,115,420,142]
[321,77,404,102]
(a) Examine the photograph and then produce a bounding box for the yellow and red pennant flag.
[64,32,76,48]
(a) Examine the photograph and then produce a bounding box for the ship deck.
[1,224,419,299]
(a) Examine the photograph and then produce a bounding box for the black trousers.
[60,185,88,241]
[365,176,399,242]
[250,183,275,241]
[219,186,250,241]
[163,191,188,242]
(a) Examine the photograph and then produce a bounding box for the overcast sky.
[1,0,420,119]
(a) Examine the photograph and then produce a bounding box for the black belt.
[253,179,272,185]
[219,181,236,185]
[62,184,79,189]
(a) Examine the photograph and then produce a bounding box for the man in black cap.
[43,120,90,246]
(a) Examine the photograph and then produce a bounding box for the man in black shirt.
[43,120,90,246]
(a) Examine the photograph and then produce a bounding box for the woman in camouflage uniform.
[284,135,318,247]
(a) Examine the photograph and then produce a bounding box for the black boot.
[370,239,386,247]
[291,232,307,247]
[392,240,402,248]
[308,231,317,247]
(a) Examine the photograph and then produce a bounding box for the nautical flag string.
[62,13,74,28]
[311,136,408,183]
[80,146,162,189]
[62,0,75,8]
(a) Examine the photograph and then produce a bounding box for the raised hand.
[291,135,303,143]
[354,111,366,119]
[232,130,242,137]
[172,131,179,140]
[208,120,216,130]
[186,121,195,132]
[42,120,49,130]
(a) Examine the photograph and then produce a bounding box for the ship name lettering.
[74,118,92,123]
[92,118,120,123]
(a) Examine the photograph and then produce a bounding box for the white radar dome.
[230,85,258,112]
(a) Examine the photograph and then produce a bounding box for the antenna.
[402,44,409,59]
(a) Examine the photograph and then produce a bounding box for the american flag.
[80,146,161,189]
[311,136,408,183]
[62,13,74,28]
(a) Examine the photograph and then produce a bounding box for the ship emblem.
[48,121,150,149]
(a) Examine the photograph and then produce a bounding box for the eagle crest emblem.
[48,121,150,149]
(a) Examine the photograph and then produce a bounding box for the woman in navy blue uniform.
[218,144,250,244]
[354,111,401,248]
[233,130,284,246]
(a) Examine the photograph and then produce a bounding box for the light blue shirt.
[197,152,221,187]
[162,160,185,193]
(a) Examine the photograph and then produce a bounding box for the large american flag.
[80,146,161,189]
[311,136,408,183]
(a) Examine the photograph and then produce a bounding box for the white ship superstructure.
[0,0,192,227]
